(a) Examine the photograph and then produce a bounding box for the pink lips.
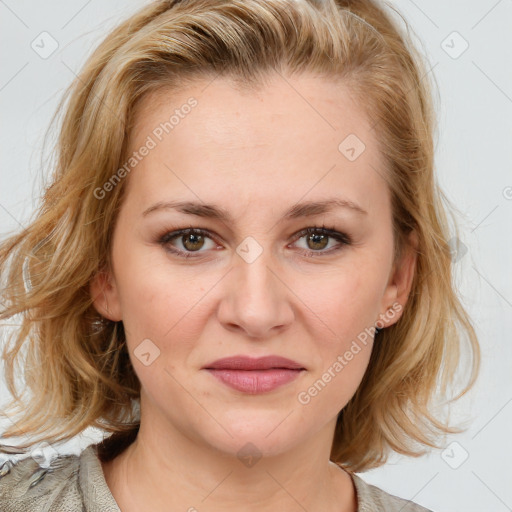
[203,355,305,394]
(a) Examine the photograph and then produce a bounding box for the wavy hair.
[0,0,480,472]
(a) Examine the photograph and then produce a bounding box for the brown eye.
[159,228,217,257]
[181,232,206,251]
[158,225,351,260]
[305,232,329,251]
[292,226,352,256]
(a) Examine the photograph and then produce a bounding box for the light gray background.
[1,1,511,510]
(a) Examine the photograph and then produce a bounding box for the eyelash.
[157,224,352,259]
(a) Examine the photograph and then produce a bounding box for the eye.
[158,227,219,258]
[290,225,352,256]
[157,224,352,259]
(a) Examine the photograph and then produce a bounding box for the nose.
[216,249,295,339]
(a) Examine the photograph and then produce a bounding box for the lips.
[203,355,305,371]
[203,355,305,394]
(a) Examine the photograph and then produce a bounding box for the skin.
[90,72,417,512]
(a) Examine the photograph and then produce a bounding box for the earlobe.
[89,268,123,322]
[377,230,418,329]
[395,231,418,304]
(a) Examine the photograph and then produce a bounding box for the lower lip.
[205,369,304,394]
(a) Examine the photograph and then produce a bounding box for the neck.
[101,417,357,512]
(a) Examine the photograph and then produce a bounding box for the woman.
[0,0,480,510]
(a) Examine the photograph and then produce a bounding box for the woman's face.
[91,73,416,458]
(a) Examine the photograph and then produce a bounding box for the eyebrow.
[142,198,368,222]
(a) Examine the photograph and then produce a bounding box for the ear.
[89,267,123,322]
[376,230,418,329]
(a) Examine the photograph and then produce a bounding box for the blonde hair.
[0,0,480,472]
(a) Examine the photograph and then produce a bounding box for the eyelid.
[290,226,352,245]
[158,227,222,252]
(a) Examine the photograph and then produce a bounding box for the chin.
[198,414,306,459]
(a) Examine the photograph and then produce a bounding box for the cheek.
[112,240,216,356]
[290,258,385,410]
[111,239,172,329]
[293,260,386,346]
[296,330,373,421]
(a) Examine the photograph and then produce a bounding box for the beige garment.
[0,444,434,511]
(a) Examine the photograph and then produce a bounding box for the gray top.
[0,444,433,511]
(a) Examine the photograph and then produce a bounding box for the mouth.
[202,355,306,394]
[203,355,305,371]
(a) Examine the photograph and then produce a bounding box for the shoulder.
[0,450,82,512]
[0,444,120,512]
[352,473,434,512]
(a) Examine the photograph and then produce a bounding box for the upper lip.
[203,355,305,371]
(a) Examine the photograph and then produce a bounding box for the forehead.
[123,73,388,217]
